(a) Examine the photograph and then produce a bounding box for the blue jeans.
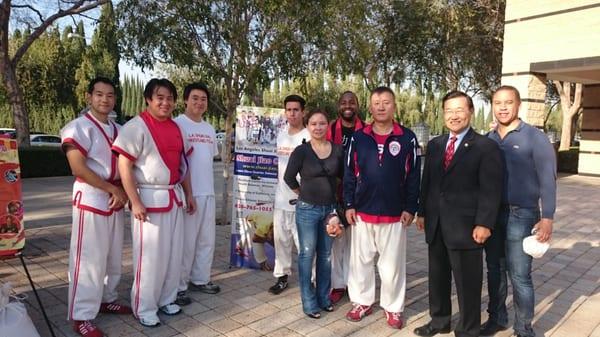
[295,200,334,314]
[506,206,539,337]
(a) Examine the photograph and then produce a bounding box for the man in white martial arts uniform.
[112,78,195,327]
[269,94,310,294]
[174,82,221,306]
[61,77,131,337]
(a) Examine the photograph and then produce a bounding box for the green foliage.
[120,75,146,118]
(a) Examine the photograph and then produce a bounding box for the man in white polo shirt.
[174,82,221,306]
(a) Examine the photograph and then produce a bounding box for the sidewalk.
[1,173,599,337]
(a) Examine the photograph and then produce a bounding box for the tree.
[553,81,583,151]
[74,2,121,119]
[117,0,327,223]
[0,0,108,146]
[386,0,505,99]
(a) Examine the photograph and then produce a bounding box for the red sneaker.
[385,310,403,329]
[73,320,104,337]
[99,302,133,315]
[345,303,373,322]
[329,288,346,304]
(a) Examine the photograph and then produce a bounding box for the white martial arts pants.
[68,208,124,321]
[131,207,184,321]
[331,226,352,289]
[347,217,407,313]
[179,195,216,291]
[273,208,299,278]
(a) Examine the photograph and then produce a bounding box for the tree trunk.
[219,100,237,225]
[1,62,30,146]
[554,81,582,151]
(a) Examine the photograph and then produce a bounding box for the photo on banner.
[0,137,25,256]
[230,106,286,269]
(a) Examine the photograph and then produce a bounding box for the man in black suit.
[414,90,503,337]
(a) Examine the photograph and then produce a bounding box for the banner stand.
[5,251,57,337]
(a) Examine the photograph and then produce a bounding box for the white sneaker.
[159,303,182,315]
[139,315,161,327]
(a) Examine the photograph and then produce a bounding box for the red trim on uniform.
[72,185,124,214]
[185,147,194,157]
[327,118,364,144]
[144,189,183,212]
[362,122,404,137]
[112,145,137,162]
[140,111,184,184]
[134,219,143,318]
[62,138,88,157]
[69,208,85,320]
[84,113,119,180]
[357,212,402,224]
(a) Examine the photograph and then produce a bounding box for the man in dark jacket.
[343,86,420,329]
[414,90,503,337]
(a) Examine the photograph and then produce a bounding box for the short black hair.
[338,91,359,104]
[87,76,115,94]
[284,94,306,109]
[370,86,395,99]
[493,85,521,102]
[442,90,474,111]
[304,108,329,125]
[143,78,178,103]
[183,82,210,102]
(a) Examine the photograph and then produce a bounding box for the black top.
[284,141,344,206]
[341,126,354,149]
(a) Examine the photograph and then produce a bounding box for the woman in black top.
[284,109,344,318]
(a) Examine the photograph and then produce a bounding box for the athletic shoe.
[268,276,288,295]
[329,288,346,304]
[158,303,182,315]
[73,320,104,337]
[139,316,161,327]
[385,310,404,329]
[346,303,373,322]
[99,302,132,314]
[174,291,192,306]
[188,281,221,294]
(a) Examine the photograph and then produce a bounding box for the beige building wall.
[501,1,600,176]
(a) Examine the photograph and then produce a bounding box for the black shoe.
[268,276,288,295]
[174,291,192,306]
[413,322,451,337]
[323,305,334,312]
[306,312,321,319]
[480,320,508,336]
[189,281,221,294]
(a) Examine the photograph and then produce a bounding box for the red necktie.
[444,136,457,170]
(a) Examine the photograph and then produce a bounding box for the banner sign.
[0,137,25,256]
[230,106,286,269]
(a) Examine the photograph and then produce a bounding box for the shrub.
[18,146,71,178]
[557,147,578,174]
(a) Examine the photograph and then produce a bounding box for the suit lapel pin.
[464,143,469,147]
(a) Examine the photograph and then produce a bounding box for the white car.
[30,134,62,147]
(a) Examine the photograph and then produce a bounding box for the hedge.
[18,147,71,178]
[557,147,579,174]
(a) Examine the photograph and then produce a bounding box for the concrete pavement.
[1,171,599,337]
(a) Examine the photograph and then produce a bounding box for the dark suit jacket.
[418,128,503,250]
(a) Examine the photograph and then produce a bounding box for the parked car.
[30,134,61,147]
[0,128,15,139]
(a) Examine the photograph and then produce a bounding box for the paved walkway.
[1,173,599,337]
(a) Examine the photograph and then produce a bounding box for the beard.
[340,111,356,122]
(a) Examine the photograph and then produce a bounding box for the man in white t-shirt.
[269,94,310,294]
[174,82,220,306]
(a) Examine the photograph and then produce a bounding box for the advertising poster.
[230,106,287,269]
[0,138,25,256]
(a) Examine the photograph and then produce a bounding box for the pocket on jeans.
[506,209,538,241]
[511,207,539,220]
[296,200,315,210]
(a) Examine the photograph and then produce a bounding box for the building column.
[578,84,600,176]
[501,73,547,127]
